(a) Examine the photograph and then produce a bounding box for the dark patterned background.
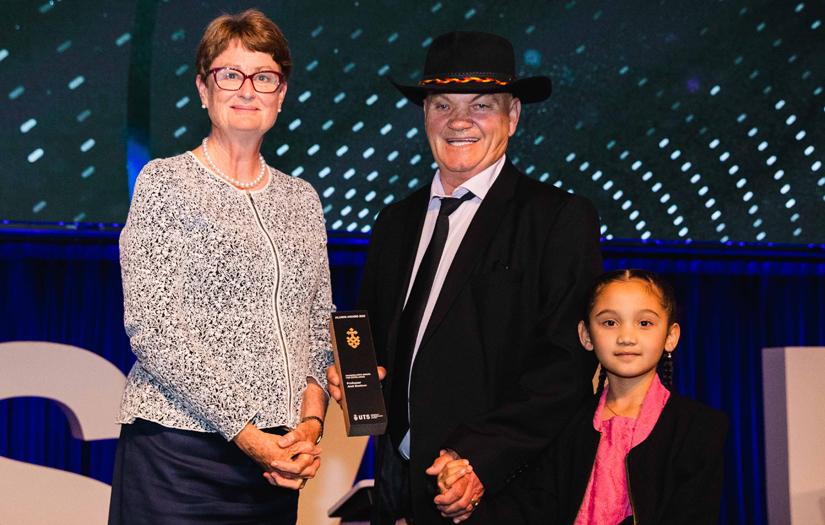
[1,0,823,243]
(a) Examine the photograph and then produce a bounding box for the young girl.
[434,269,728,524]
[547,268,728,524]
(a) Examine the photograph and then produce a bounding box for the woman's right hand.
[233,423,321,489]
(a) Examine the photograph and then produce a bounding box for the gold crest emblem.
[346,327,361,349]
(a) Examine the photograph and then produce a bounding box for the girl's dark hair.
[587,269,678,391]
[584,269,678,325]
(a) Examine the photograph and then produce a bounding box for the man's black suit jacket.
[359,160,603,523]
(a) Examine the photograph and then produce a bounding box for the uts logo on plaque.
[330,311,387,436]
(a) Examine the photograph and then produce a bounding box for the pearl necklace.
[202,137,267,189]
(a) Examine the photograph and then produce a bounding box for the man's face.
[423,92,521,185]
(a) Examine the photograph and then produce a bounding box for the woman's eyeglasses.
[207,67,284,93]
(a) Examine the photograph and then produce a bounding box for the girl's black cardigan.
[498,391,729,524]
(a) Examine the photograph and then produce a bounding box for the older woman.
[108,10,332,524]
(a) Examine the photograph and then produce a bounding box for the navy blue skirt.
[108,419,298,525]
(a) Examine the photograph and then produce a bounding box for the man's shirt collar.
[429,154,506,202]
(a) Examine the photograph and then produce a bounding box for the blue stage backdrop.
[1,230,824,524]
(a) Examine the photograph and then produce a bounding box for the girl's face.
[578,279,680,382]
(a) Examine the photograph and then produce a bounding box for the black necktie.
[389,191,475,449]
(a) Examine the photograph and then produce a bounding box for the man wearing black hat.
[329,31,602,524]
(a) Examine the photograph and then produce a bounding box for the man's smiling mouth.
[445,137,479,146]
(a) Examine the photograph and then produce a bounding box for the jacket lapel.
[385,187,430,370]
[393,186,430,309]
[418,160,520,348]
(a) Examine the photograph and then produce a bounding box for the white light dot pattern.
[3,3,133,223]
[2,1,823,243]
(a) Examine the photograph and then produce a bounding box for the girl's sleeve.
[662,408,729,524]
[120,163,261,440]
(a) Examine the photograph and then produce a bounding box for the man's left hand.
[426,450,484,523]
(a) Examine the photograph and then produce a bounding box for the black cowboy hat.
[390,31,552,106]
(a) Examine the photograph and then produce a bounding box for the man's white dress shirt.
[398,154,506,458]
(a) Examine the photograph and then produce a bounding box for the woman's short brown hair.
[195,9,292,81]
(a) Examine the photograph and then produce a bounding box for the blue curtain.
[2,230,824,524]
[601,245,825,524]
[0,232,126,484]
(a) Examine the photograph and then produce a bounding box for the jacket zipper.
[247,193,293,416]
[625,452,638,524]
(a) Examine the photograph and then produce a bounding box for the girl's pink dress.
[573,375,670,525]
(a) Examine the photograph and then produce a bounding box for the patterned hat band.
[391,31,551,105]
[419,76,512,86]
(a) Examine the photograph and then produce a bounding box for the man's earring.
[201,104,207,109]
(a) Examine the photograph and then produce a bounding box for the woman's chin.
[220,123,272,137]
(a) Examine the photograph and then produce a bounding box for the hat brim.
[390,76,552,106]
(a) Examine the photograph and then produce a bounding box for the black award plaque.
[330,311,387,436]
